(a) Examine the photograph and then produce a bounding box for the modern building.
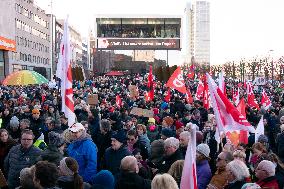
[185,0,210,66]
[91,14,182,74]
[0,0,52,79]
[54,20,83,73]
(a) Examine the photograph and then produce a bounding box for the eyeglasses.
[127,138,135,141]
[21,138,33,141]
[217,157,224,161]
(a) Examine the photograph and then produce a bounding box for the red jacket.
[257,176,279,189]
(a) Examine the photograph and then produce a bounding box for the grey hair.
[20,119,31,126]
[10,116,19,128]
[226,160,250,181]
[151,173,179,189]
[164,137,180,149]
[257,160,276,177]
[100,119,111,132]
[120,156,137,173]
[179,131,190,140]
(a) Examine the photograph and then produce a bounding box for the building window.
[22,65,27,70]
[28,54,31,62]
[33,56,36,63]
[37,56,40,63]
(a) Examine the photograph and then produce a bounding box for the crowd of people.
[0,73,283,189]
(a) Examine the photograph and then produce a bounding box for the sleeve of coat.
[3,149,11,174]
[82,141,98,182]
[198,171,212,189]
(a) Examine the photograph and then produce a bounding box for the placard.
[130,107,154,118]
[87,94,98,105]
[128,85,139,98]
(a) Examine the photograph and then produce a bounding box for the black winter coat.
[115,171,151,189]
[104,146,131,176]
[38,145,63,166]
[4,144,41,189]
[158,148,184,173]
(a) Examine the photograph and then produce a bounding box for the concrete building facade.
[0,0,52,79]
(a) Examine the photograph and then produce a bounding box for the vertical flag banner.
[255,116,264,143]
[147,65,154,100]
[56,17,76,127]
[180,124,197,189]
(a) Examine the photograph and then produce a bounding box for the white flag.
[56,17,76,126]
[255,116,264,143]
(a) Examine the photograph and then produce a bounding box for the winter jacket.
[4,144,42,189]
[276,132,284,162]
[224,180,246,189]
[115,171,151,189]
[67,134,98,183]
[38,145,64,166]
[93,131,112,170]
[138,134,151,154]
[57,175,91,189]
[0,139,17,175]
[275,164,284,189]
[197,160,212,189]
[158,148,184,173]
[104,146,131,176]
[256,176,279,189]
[207,169,229,189]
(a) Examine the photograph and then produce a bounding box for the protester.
[91,170,115,189]
[168,160,184,187]
[57,157,91,189]
[224,159,250,189]
[196,143,212,189]
[4,130,41,189]
[115,156,151,189]
[16,167,36,189]
[151,173,179,189]
[68,123,98,183]
[33,161,60,189]
[255,160,279,189]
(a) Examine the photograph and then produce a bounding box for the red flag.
[247,82,260,110]
[56,18,75,126]
[239,130,248,144]
[147,65,154,101]
[164,89,171,102]
[186,89,193,104]
[237,98,247,118]
[195,80,204,100]
[261,89,271,110]
[180,125,197,189]
[166,67,187,94]
[187,72,195,79]
[207,74,255,136]
[116,95,122,107]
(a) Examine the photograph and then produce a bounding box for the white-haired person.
[196,143,212,189]
[151,173,178,189]
[224,159,250,189]
[179,131,190,158]
[255,160,279,189]
[158,137,183,173]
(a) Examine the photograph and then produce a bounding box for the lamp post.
[269,50,274,84]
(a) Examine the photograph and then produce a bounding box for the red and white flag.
[237,98,246,118]
[247,81,260,110]
[180,124,197,189]
[207,74,255,135]
[195,80,204,100]
[203,77,209,109]
[233,87,240,106]
[218,71,225,94]
[56,18,76,127]
[261,89,271,110]
[166,67,187,94]
[116,95,122,107]
[185,89,193,104]
[255,116,264,143]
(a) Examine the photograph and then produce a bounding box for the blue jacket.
[197,160,212,189]
[67,135,98,183]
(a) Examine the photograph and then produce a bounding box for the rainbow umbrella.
[2,70,49,86]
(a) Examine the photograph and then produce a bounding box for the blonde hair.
[233,150,246,160]
[151,173,179,189]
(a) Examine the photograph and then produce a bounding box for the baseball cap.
[69,123,85,132]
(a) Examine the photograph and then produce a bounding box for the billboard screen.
[97,38,180,50]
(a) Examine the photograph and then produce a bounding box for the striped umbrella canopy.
[2,70,48,86]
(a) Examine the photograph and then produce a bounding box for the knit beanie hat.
[10,116,20,129]
[48,131,65,147]
[196,143,210,158]
[91,170,115,189]
[111,130,126,144]
[161,128,173,138]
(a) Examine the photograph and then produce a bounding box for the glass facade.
[97,18,181,38]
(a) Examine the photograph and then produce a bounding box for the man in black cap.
[103,130,131,176]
